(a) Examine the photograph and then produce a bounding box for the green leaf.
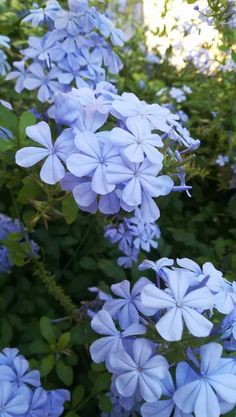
[93,372,111,393]
[62,194,79,224]
[72,385,85,407]
[57,332,71,350]
[0,104,18,137]
[18,178,42,204]
[79,256,97,270]
[40,354,55,377]
[99,394,112,413]
[29,339,49,354]
[5,240,26,266]
[91,363,106,373]
[19,111,36,143]
[40,316,56,344]
[56,359,73,386]
[0,140,14,152]
[98,259,126,280]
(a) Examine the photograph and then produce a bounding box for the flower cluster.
[0,213,38,273]
[6,0,126,101]
[195,1,236,29]
[157,85,192,126]
[104,209,160,268]
[15,86,199,222]
[0,347,70,416]
[169,85,192,103]
[0,35,10,76]
[89,257,236,417]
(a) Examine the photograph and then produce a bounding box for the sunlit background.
[143,0,221,68]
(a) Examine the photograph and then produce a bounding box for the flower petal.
[40,154,65,184]
[156,308,183,341]
[181,307,213,338]
[15,147,50,167]
[26,121,52,148]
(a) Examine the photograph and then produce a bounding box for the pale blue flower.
[0,355,41,392]
[141,269,214,341]
[215,155,229,167]
[103,278,156,329]
[67,132,119,195]
[109,338,169,402]
[117,247,139,268]
[0,348,20,366]
[111,93,178,132]
[0,381,29,416]
[0,36,10,49]
[141,364,195,417]
[169,87,186,103]
[16,122,74,184]
[22,6,45,26]
[23,36,63,66]
[173,343,236,417]
[6,61,28,93]
[77,47,104,80]
[110,117,164,163]
[94,12,127,46]
[106,157,173,221]
[138,257,174,282]
[54,9,82,35]
[105,209,160,268]
[90,310,146,363]
[23,387,48,417]
[24,64,65,102]
[45,389,70,417]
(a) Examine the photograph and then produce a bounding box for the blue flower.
[24,64,66,102]
[0,348,20,366]
[173,343,236,417]
[67,132,119,195]
[138,257,174,282]
[141,363,195,417]
[6,61,28,93]
[110,117,164,163]
[117,247,139,268]
[141,268,214,341]
[0,36,10,49]
[0,355,41,392]
[109,338,169,402]
[103,278,156,329]
[23,387,48,417]
[16,122,74,184]
[169,87,186,103]
[90,310,146,364]
[111,93,178,132]
[0,381,29,416]
[105,209,161,268]
[0,214,20,240]
[46,389,70,417]
[106,157,173,221]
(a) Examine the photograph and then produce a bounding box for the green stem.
[33,260,78,316]
[75,393,95,411]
